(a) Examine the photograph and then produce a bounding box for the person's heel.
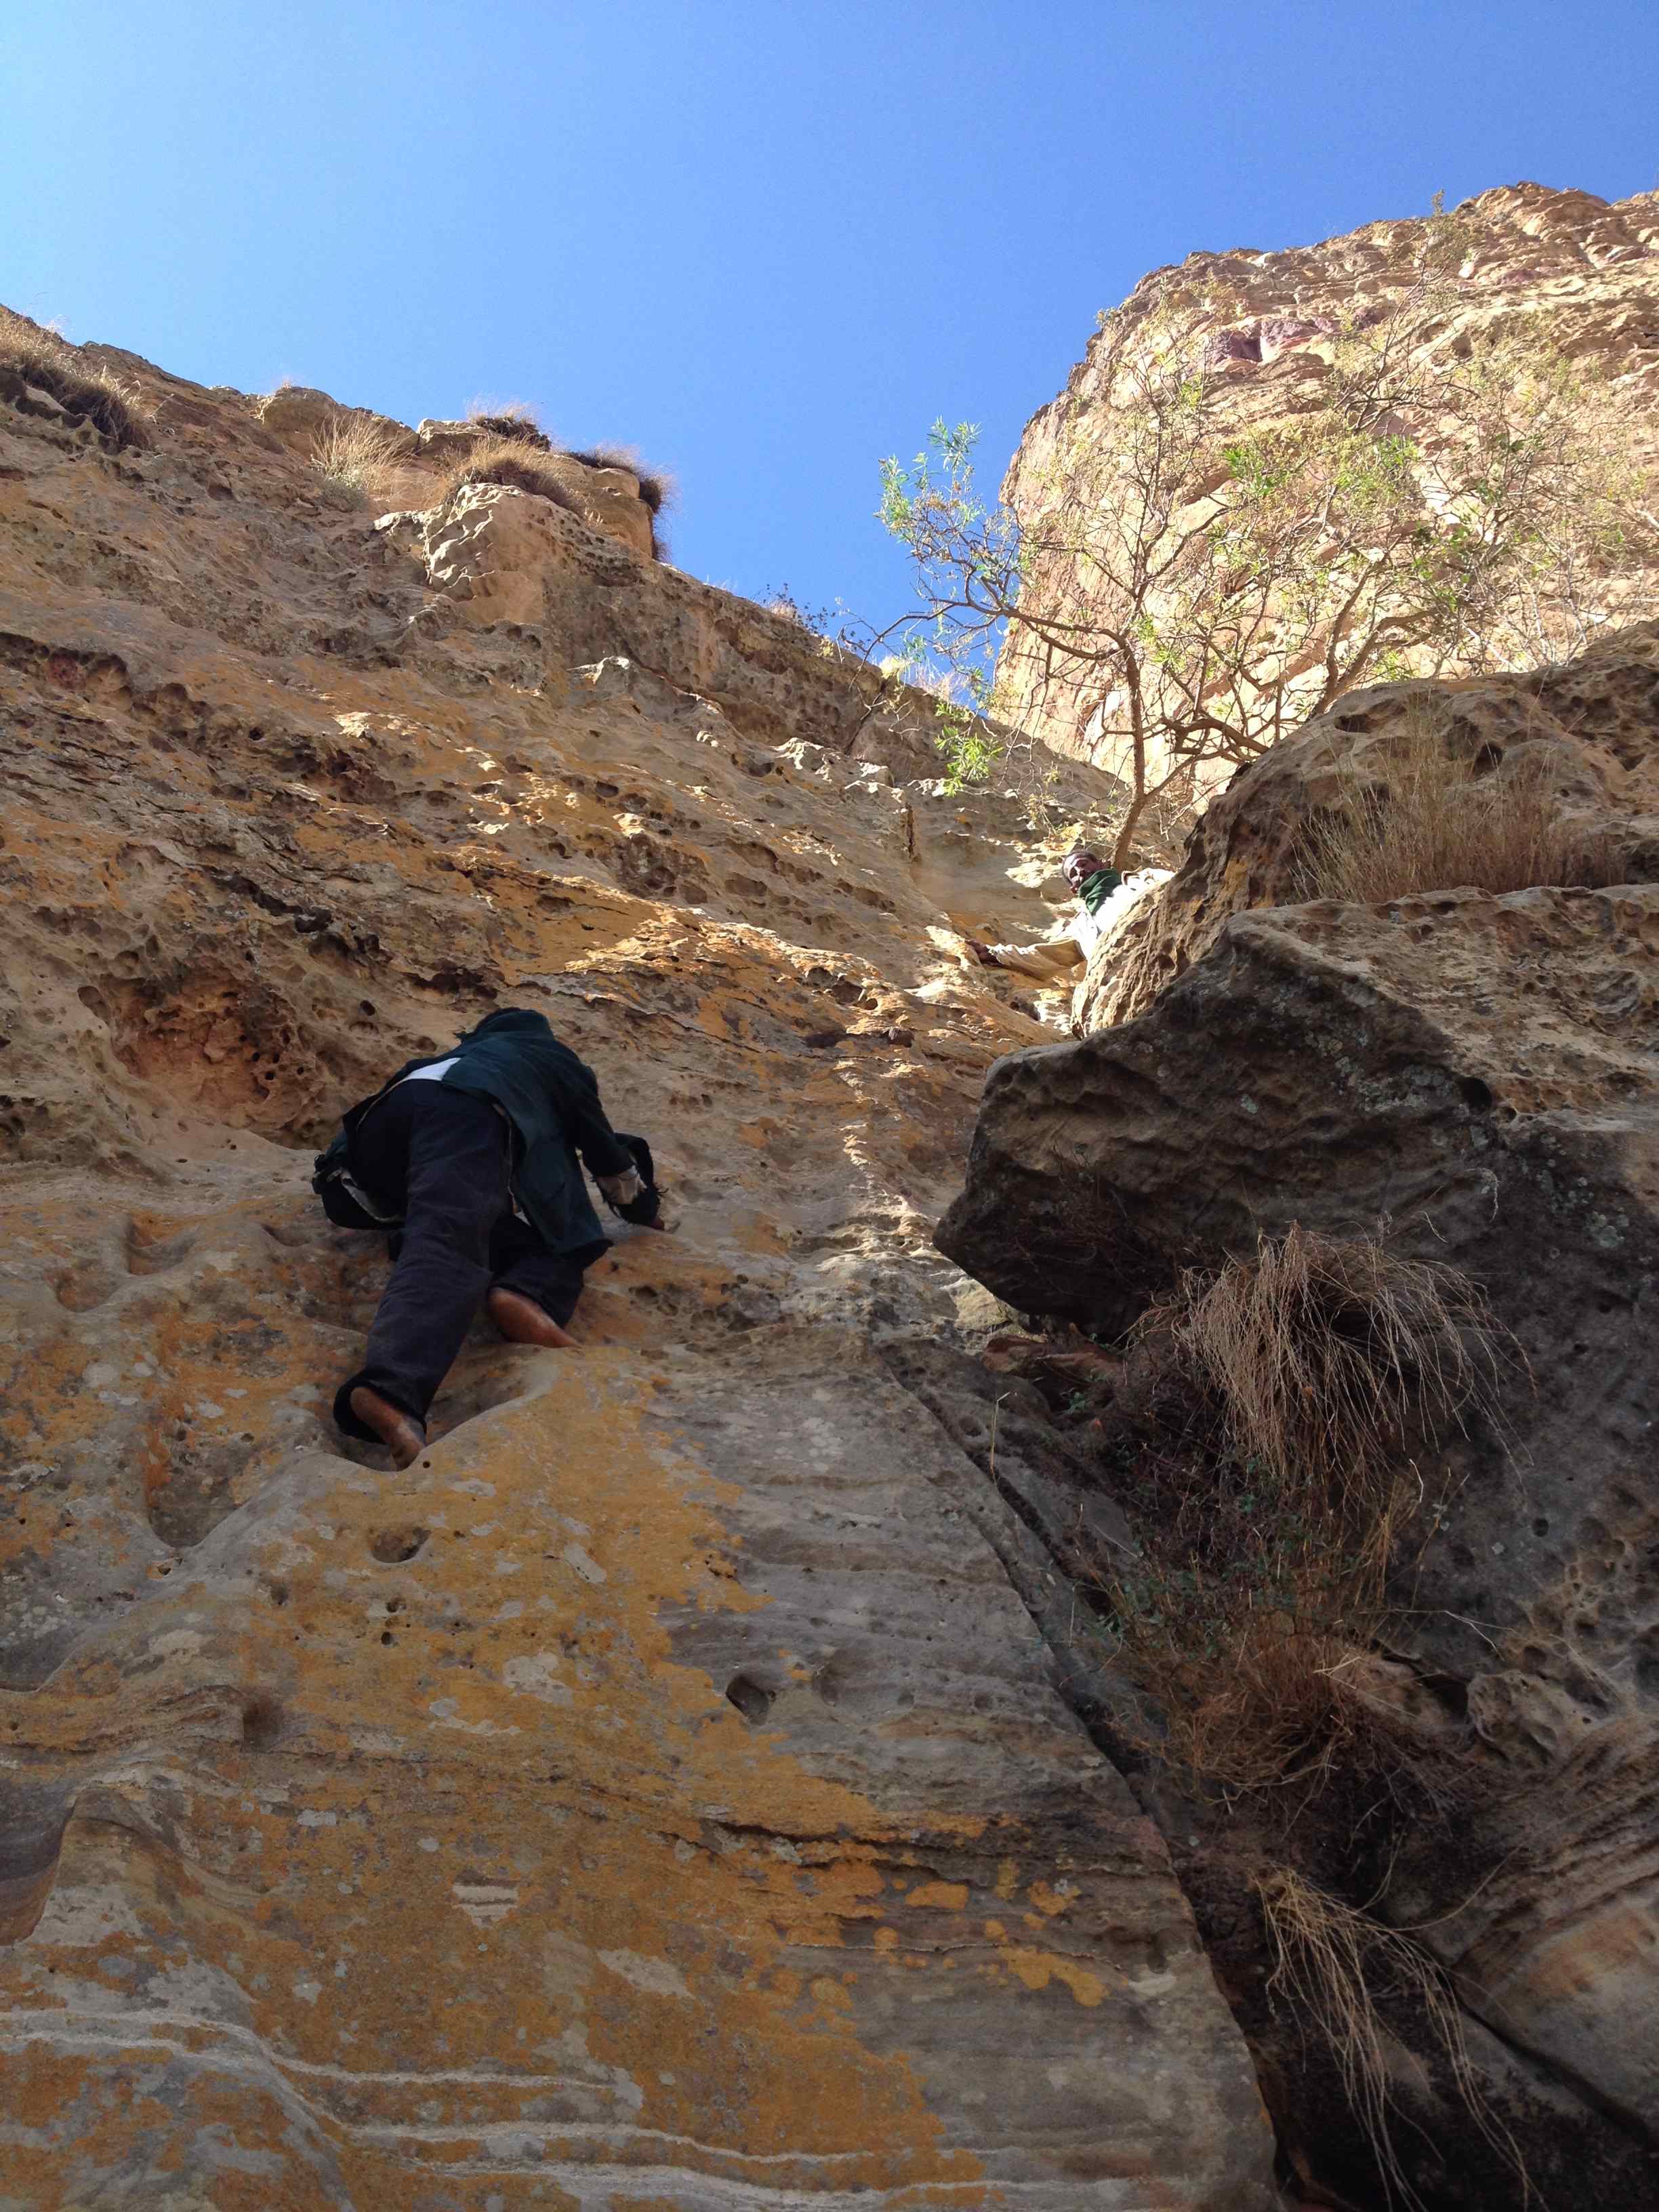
[487,1287,576,1348]
[348,1386,427,1468]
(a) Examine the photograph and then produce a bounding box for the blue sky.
[6,1,1656,629]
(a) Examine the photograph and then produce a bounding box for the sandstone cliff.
[0,326,1282,2205]
[994,182,1659,790]
[941,631,1659,2205]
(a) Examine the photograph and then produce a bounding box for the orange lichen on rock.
[0,327,1276,2205]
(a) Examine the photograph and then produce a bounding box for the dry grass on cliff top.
[0,306,146,448]
[309,415,408,493]
[1097,1226,1509,1797]
[438,430,674,557]
[562,441,675,519]
[438,433,590,516]
[1297,708,1625,902]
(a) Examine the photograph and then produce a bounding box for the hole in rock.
[370,1525,430,1565]
[241,1695,284,1750]
[1460,1076,1494,1112]
[724,1671,776,1725]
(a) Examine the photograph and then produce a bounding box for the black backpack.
[311,1131,405,1233]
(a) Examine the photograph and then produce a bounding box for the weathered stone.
[939,628,1659,2181]
[1082,623,1659,1032]
[0,328,1275,2205]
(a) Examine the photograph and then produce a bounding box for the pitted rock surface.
[939,627,1659,2163]
[1080,623,1659,1032]
[0,331,1278,2207]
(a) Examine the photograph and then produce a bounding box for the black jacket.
[345,1009,638,1258]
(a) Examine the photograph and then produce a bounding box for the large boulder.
[1082,622,1659,1030]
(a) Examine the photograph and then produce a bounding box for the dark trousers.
[333,1082,590,1442]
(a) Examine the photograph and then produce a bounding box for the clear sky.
[6,1,1656,630]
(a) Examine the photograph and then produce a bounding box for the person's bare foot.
[349,1386,426,1469]
[487,1286,577,1348]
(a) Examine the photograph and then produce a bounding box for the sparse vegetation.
[1256,1866,1526,2211]
[441,428,674,557]
[438,433,588,518]
[1296,704,1627,901]
[0,306,146,448]
[308,415,409,496]
[1162,1223,1500,1495]
[464,401,548,446]
[1095,1225,1507,1795]
[563,441,674,519]
[880,205,1658,863]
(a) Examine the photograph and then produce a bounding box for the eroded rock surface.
[1082,623,1659,1031]
[0,335,1277,2205]
[939,628,1659,2183]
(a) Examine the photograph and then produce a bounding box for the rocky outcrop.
[0,330,1279,2204]
[939,626,1659,2190]
[251,382,666,560]
[1083,621,1659,1027]
[996,182,1659,765]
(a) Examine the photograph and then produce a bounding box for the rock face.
[250,384,665,560]
[1085,622,1659,1030]
[0,332,1279,2204]
[939,628,1659,2183]
[996,181,1659,765]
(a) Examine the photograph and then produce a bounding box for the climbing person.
[965,847,1170,981]
[312,1007,664,1468]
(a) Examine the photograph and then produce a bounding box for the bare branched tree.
[880,225,1656,864]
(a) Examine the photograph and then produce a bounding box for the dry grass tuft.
[464,403,550,448]
[1166,1223,1495,1499]
[0,306,146,448]
[464,398,546,436]
[436,434,586,519]
[309,415,409,496]
[1255,1866,1527,2210]
[437,429,674,557]
[1097,1227,1509,1794]
[563,441,675,518]
[1298,707,1626,901]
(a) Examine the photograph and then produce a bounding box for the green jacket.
[345,1008,636,1259]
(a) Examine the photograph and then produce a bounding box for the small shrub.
[1096,1227,1509,1794]
[1298,705,1626,901]
[0,306,145,448]
[1255,1866,1525,2210]
[933,699,1002,791]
